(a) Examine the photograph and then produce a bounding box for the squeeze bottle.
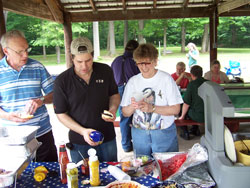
[88,148,100,186]
[59,144,69,184]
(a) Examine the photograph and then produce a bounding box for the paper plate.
[105,180,146,188]
[224,125,237,163]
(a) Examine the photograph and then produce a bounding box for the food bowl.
[150,181,184,188]
[234,140,250,166]
[120,155,156,176]
[105,180,146,188]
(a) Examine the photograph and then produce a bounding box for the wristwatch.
[40,96,45,104]
[152,104,156,113]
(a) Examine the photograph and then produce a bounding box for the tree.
[201,23,209,53]
[93,22,100,60]
[124,20,128,48]
[108,21,116,56]
[138,20,144,43]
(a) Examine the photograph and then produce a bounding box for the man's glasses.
[7,47,32,56]
[136,62,152,66]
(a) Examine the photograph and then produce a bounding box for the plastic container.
[88,148,100,186]
[234,140,250,166]
[59,144,69,184]
[66,163,78,188]
[89,131,104,144]
[0,126,39,145]
[0,157,28,187]
[1,138,41,158]
[108,165,131,181]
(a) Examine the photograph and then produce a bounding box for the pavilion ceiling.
[2,0,250,23]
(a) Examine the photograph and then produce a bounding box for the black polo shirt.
[53,62,118,145]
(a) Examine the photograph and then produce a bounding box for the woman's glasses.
[136,62,152,66]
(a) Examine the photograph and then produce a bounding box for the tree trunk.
[163,26,167,55]
[93,21,100,60]
[56,46,60,64]
[138,20,144,44]
[181,23,186,53]
[3,10,7,26]
[231,24,237,46]
[107,31,110,52]
[124,20,128,48]
[201,23,209,53]
[109,21,116,56]
[43,45,46,59]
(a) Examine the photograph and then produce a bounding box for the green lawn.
[30,47,250,66]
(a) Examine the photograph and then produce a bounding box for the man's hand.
[82,128,100,146]
[25,99,43,115]
[101,110,116,122]
[7,112,30,122]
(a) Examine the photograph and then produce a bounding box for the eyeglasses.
[7,47,32,56]
[136,62,152,66]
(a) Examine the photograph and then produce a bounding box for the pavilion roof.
[2,0,250,23]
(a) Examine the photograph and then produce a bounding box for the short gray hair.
[0,30,25,48]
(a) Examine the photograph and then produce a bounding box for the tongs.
[127,159,155,175]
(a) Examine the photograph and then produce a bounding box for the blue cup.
[89,131,104,144]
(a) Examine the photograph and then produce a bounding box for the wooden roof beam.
[153,0,157,9]
[183,0,190,8]
[44,0,64,23]
[122,0,126,11]
[89,0,97,12]
[2,0,55,22]
[71,7,212,22]
[218,0,250,14]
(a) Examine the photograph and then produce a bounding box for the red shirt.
[171,72,190,89]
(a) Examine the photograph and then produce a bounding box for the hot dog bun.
[19,113,34,119]
[102,110,114,119]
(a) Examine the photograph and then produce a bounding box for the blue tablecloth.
[12,162,160,188]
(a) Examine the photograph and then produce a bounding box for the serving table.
[10,162,160,188]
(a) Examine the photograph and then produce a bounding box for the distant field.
[30,47,250,82]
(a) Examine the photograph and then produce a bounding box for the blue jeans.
[131,123,179,156]
[70,139,117,163]
[118,85,133,151]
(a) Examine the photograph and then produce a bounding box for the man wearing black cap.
[53,37,120,162]
[111,40,139,152]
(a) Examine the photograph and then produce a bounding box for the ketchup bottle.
[59,144,69,184]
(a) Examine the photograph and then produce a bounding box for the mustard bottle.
[88,148,100,186]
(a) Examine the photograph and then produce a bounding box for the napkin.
[107,165,131,181]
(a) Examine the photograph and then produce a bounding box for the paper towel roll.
[108,165,131,181]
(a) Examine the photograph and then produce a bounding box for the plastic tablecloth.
[10,162,160,188]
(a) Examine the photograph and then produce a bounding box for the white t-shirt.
[121,70,183,130]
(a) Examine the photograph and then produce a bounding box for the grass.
[31,47,250,66]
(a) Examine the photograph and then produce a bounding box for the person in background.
[111,40,140,152]
[178,65,206,140]
[0,30,57,162]
[171,61,191,89]
[204,60,229,84]
[121,43,183,156]
[53,37,120,163]
[186,42,199,69]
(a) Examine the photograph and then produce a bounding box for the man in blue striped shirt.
[0,30,57,162]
